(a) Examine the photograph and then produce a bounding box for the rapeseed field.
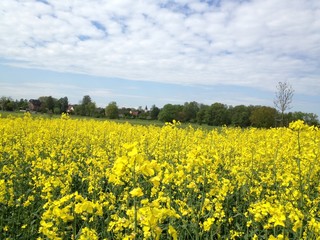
[0,113,319,239]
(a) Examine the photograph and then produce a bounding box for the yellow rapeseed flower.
[130,187,144,197]
[168,225,178,240]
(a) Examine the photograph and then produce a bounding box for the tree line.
[0,95,318,128]
[150,102,318,127]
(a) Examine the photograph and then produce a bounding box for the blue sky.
[0,0,319,116]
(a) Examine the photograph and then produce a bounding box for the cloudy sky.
[0,0,319,116]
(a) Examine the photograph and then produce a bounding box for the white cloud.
[0,0,319,95]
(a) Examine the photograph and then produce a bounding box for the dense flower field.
[0,113,319,239]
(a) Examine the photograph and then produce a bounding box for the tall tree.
[274,81,294,126]
[105,101,119,119]
[82,95,92,106]
[58,97,69,113]
[79,95,96,116]
[86,102,96,117]
[47,96,55,113]
[149,105,160,120]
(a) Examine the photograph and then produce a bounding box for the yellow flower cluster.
[0,114,319,239]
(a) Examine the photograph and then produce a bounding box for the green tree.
[53,107,61,114]
[250,106,277,128]
[286,111,319,126]
[301,112,319,126]
[16,99,29,110]
[105,101,119,119]
[158,104,182,122]
[0,96,6,111]
[196,104,209,125]
[58,97,69,113]
[82,95,92,106]
[95,107,106,118]
[74,104,84,115]
[229,105,252,127]
[86,102,96,117]
[47,96,55,113]
[0,97,15,111]
[38,96,47,113]
[149,105,160,120]
[78,95,96,116]
[205,102,229,126]
[38,96,57,113]
[182,101,200,122]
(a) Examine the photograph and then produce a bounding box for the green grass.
[0,111,63,119]
[0,111,25,118]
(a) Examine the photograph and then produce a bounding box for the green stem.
[296,131,304,239]
[132,155,137,238]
